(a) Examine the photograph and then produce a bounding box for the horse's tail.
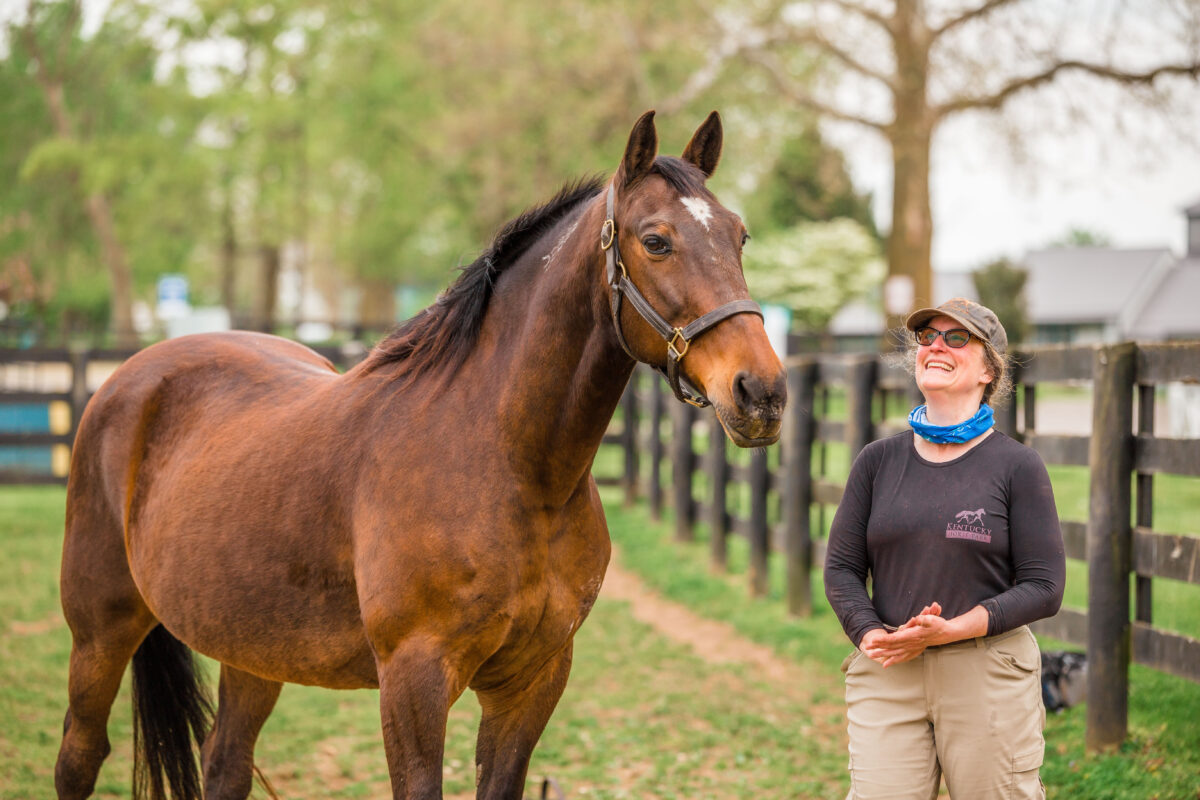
[131,624,213,800]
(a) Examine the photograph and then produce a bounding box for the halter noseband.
[602,182,763,408]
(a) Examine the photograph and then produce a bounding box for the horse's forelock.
[647,156,710,198]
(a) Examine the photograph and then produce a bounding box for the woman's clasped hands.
[859,602,949,667]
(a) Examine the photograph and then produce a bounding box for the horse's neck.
[483,200,634,499]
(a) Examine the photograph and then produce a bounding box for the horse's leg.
[56,619,155,800]
[201,664,283,800]
[56,494,157,800]
[376,643,461,800]
[473,645,573,800]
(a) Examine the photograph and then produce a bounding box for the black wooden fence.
[0,344,361,484]
[3,341,1198,751]
[598,342,1200,752]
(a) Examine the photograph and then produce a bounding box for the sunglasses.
[914,326,973,348]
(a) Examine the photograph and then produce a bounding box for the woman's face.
[914,315,993,402]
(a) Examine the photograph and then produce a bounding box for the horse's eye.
[741,232,751,248]
[642,235,671,256]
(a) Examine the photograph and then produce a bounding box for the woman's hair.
[888,327,1015,406]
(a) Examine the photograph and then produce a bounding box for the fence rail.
[3,340,1198,751]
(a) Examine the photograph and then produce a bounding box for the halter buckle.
[667,328,690,361]
[600,219,616,251]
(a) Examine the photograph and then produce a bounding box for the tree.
[18,1,136,343]
[1052,228,1111,248]
[972,257,1029,346]
[4,0,872,341]
[744,123,878,238]
[663,0,1200,328]
[3,1,210,344]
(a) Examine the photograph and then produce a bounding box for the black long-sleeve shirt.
[824,431,1065,648]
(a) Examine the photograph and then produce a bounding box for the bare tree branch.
[662,7,895,115]
[786,27,896,88]
[935,60,1200,118]
[660,22,794,114]
[822,0,892,35]
[931,0,1022,41]
[746,50,890,130]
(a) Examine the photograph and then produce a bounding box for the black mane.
[360,175,606,379]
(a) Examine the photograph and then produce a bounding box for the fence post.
[784,357,817,616]
[748,447,769,598]
[621,376,639,506]
[708,410,729,569]
[647,372,664,520]
[845,355,876,460]
[672,400,696,541]
[1086,341,1136,752]
[69,348,90,445]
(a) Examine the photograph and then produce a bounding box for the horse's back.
[95,330,338,404]
[69,331,339,519]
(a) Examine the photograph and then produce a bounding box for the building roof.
[827,272,979,336]
[1127,258,1200,340]
[1020,247,1174,327]
[827,247,1193,341]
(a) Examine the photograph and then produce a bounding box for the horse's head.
[604,110,786,447]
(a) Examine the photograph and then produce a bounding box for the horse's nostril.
[732,370,787,417]
[733,371,758,413]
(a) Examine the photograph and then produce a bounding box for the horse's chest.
[471,512,609,685]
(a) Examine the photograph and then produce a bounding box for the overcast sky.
[828,102,1200,273]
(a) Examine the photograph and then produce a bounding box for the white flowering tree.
[744,217,884,332]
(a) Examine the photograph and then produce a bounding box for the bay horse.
[55,110,786,800]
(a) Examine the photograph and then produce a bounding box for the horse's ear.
[620,110,658,187]
[682,110,723,178]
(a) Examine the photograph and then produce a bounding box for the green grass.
[7,483,1198,799]
[0,487,849,799]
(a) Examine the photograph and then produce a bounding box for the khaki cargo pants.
[841,625,1046,800]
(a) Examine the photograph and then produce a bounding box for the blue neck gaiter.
[908,403,994,444]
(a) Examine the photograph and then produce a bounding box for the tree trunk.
[886,125,934,331]
[885,0,934,333]
[220,173,237,314]
[83,192,136,346]
[257,243,280,333]
[358,276,395,332]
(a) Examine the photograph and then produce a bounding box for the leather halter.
[602,182,763,408]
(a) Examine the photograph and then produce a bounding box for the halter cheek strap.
[602,183,763,408]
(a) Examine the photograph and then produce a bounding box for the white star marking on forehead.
[681,197,713,231]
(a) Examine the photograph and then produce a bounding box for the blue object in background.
[0,403,54,472]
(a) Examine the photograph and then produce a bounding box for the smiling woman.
[824,297,1065,800]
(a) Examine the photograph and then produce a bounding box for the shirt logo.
[947,508,992,542]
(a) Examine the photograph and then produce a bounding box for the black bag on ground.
[1040,650,1087,712]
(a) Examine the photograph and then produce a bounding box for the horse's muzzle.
[717,370,786,447]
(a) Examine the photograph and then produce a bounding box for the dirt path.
[600,556,833,689]
[266,551,850,800]
[598,552,848,738]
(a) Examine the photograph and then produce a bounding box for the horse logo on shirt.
[947,508,991,542]
[955,508,985,526]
